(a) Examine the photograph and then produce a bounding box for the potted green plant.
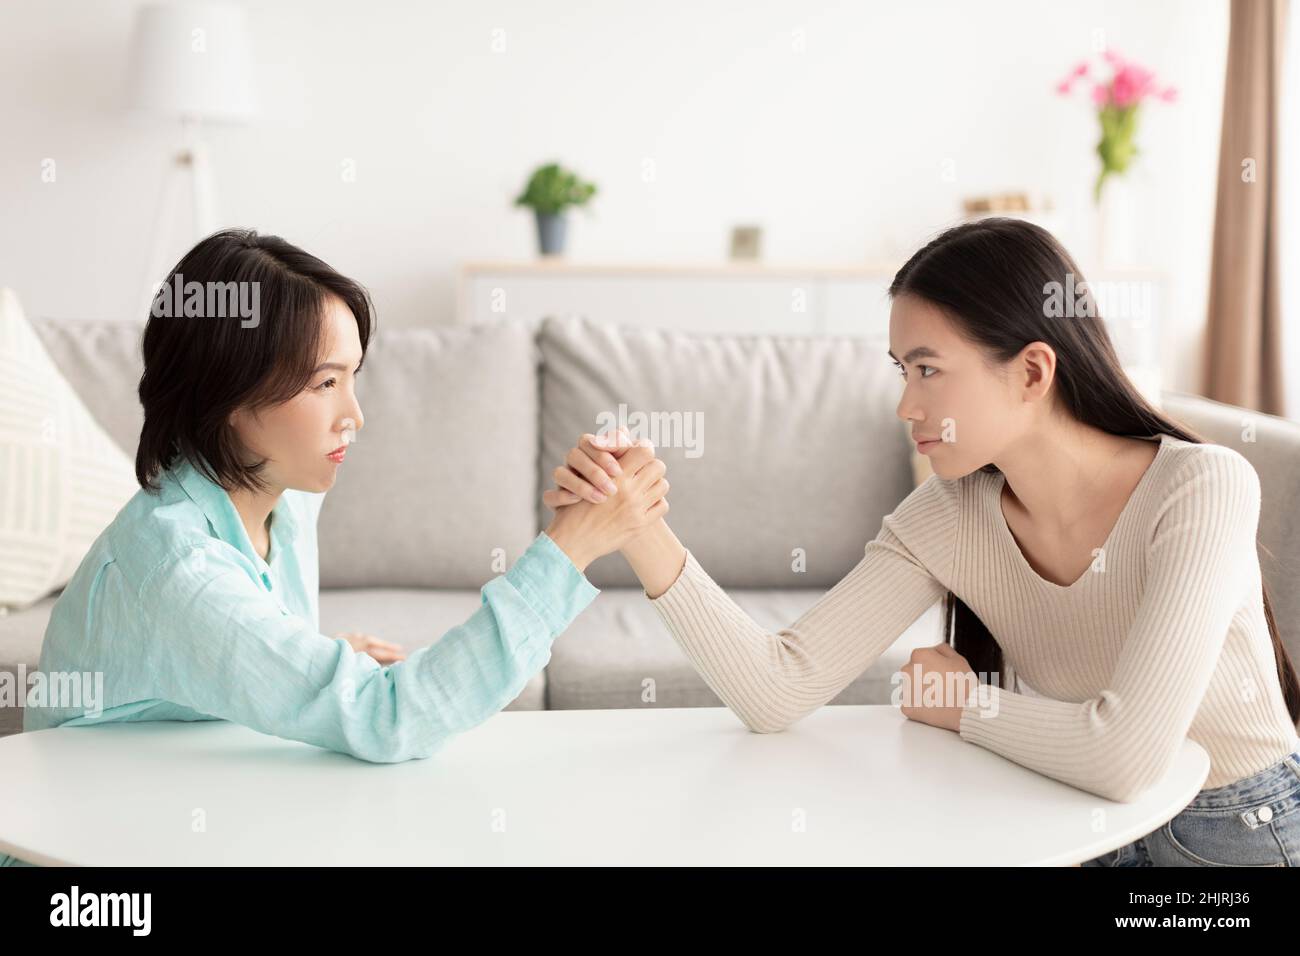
[514,162,597,257]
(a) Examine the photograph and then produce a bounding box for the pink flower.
[1055,51,1175,112]
[1111,63,1157,108]
[1111,74,1135,107]
[1134,66,1157,93]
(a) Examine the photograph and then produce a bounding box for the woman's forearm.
[620,518,687,598]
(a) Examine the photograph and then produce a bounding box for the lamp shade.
[126,1,257,122]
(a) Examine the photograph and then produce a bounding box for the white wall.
[0,0,1228,393]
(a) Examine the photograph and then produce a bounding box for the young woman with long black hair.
[546,217,1300,866]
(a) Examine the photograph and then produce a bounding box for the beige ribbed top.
[649,433,1300,801]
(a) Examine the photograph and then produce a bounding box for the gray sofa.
[3,314,1298,739]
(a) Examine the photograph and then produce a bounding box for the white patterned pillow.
[0,288,139,610]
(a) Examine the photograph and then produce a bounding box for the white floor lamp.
[126,1,257,317]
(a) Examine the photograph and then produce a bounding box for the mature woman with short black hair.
[1,229,668,865]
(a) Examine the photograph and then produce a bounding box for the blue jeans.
[1082,747,1300,866]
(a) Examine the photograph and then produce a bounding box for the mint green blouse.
[2,455,597,866]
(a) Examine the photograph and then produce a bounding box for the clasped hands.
[541,428,670,573]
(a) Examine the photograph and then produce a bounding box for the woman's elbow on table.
[1091,758,1173,804]
[342,729,451,764]
[1064,746,1172,804]
[326,695,456,764]
[727,696,806,735]
[742,716,793,735]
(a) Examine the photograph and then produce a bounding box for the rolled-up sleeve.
[136,531,597,762]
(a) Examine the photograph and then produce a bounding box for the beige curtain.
[1203,0,1290,413]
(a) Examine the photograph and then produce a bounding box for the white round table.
[0,704,1209,866]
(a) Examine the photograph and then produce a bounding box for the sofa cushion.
[538,315,915,589]
[546,588,944,711]
[30,316,146,460]
[33,315,542,590]
[314,322,541,588]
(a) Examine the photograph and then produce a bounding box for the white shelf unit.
[459,260,1166,402]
